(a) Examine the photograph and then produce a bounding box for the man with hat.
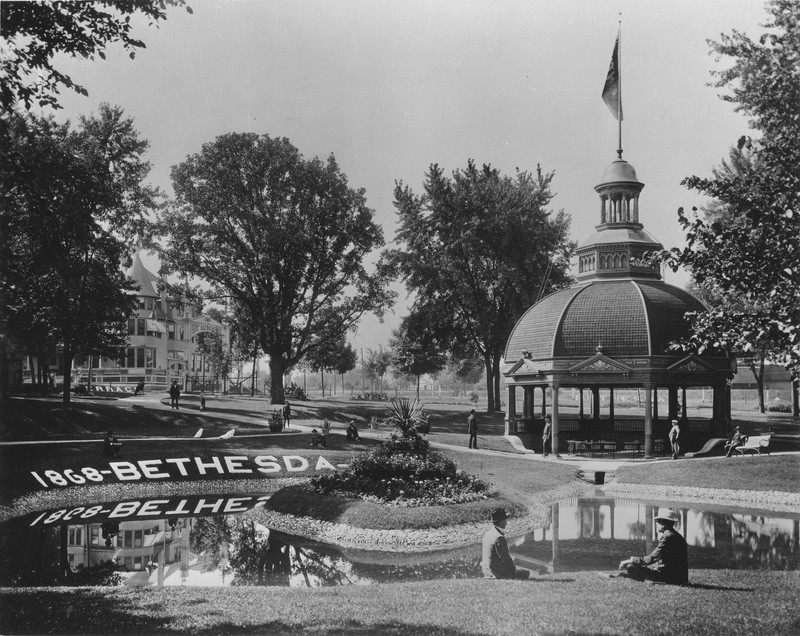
[481,508,529,580]
[615,509,688,585]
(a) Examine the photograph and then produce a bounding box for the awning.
[146,319,166,333]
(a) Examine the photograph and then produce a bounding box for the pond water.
[1,493,797,587]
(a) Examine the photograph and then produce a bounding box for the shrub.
[308,433,492,507]
[767,403,792,413]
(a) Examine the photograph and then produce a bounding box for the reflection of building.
[509,498,800,574]
[504,157,734,456]
[66,518,192,577]
[71,253,230,392]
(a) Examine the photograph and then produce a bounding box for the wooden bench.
[734,434,772,456]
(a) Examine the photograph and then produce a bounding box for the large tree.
[1,105,159,404]
[661,0,800,378]
[1,0,191,111]
[157,133,395,403]
[389,313,447,401]
[389,161,573,412]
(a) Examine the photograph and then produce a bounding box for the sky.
[46,0,770,351]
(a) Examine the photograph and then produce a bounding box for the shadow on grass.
[685,582,755,592]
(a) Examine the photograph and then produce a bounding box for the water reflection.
[512,497,800,574]
[0,494,796,587]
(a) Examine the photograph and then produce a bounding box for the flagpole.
[617,17,623,160]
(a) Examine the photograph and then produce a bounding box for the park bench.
[734,433,772,456]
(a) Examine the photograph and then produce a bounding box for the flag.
[602,36,623,121]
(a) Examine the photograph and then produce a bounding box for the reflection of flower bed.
[308,434,491,507]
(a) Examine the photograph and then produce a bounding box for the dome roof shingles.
[555,282,649,357]
[505,280,708,364]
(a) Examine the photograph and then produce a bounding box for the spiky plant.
[383,398,428,437]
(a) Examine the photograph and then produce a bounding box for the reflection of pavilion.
[508,498,800,574]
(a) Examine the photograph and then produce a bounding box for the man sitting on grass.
[613,509,688,585]
[481,508,529,580]
[346,420,360,441]
[103,430,122,458]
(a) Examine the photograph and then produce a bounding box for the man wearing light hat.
[614,509,688,584]
[481,508,529,579]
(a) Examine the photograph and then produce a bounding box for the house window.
[145,348,155,368]
[128,319,135,335]
[138,297,145,310]
[68,527,83,546]
[137,318,145,335]
[134,530,143,548]
[168,323,175,340]
[137,349,145,368]
[124,531,133,548]
[144,297,154,311]
[90,526,101,545]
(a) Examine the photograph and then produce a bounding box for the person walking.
[169,381,180,410]
[282,401,291,428]
[542,415,552,457]
[320,419,330,447]
[613,509,688,585]
[467,409,478,449]
[668,419,681,459]
[481,508,529,580]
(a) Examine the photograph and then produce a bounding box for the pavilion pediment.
[505,358,542,377]
[568,354,632,375]
[667,355,716,374]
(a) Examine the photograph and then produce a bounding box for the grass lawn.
[1,571,799,635]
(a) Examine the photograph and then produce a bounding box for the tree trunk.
[251,353,257,397]
[492,355,502,412]
[483,357,494,414]
[749,358,766,413]
[0,341,8,399]
[320,369,325,397]
[62,349,73,408]
[268,356,286,404]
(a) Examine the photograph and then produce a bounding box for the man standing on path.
[169,381,180,410]
[542,415,552,457]
[467,409,478,449]
[282,401,291,428]
[669,419,680,459]
[614,509,688,585]
[481,508,529,580]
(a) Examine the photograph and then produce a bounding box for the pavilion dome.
[504,279,706,362]
[597,159,642,187]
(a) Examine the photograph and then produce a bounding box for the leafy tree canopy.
[157,133,395,403]
[660,0,800,374]
[1,0,191,111]
[1,104,159,404]
[389,160,573,411]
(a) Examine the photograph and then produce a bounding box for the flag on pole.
[602,36,622,121]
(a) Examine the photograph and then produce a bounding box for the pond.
[1,493,797,587]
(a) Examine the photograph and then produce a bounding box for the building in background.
[70,253,230,394]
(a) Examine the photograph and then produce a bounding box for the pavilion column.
[652,386,659,421]
[668,387,679,421]
[551,502,560,574]
[609,388,615,428]
[592,387,601,422]
[681,387,687,420]
[541,387,547,418]
[644,382,654,458]
[505,384,517,435]
[523,386,532,420]
[579,389,585,418]
[551,381,560,457]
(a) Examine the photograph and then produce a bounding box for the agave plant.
[383,398,429,437]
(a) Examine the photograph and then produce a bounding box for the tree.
[660,0,800,380]
[389,160,573,412]
[1,0,191,111]
[389,313,447,400]
[1,105,159,405]
[157,133,395,404]
[364,347,393,396]
[332,340,358,393]
[193,328,230,392]
[686,151,784,414]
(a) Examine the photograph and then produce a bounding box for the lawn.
[1,571,798,635]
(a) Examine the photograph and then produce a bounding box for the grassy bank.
[2,571,799,635]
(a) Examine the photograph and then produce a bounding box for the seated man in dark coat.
[345,420,360,441]
[481,508,529,580]
[103,430,122,458]
[615,509,688,585]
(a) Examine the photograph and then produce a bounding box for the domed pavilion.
[503,158,734,458]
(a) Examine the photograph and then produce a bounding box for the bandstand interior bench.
[734,433,772,456]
